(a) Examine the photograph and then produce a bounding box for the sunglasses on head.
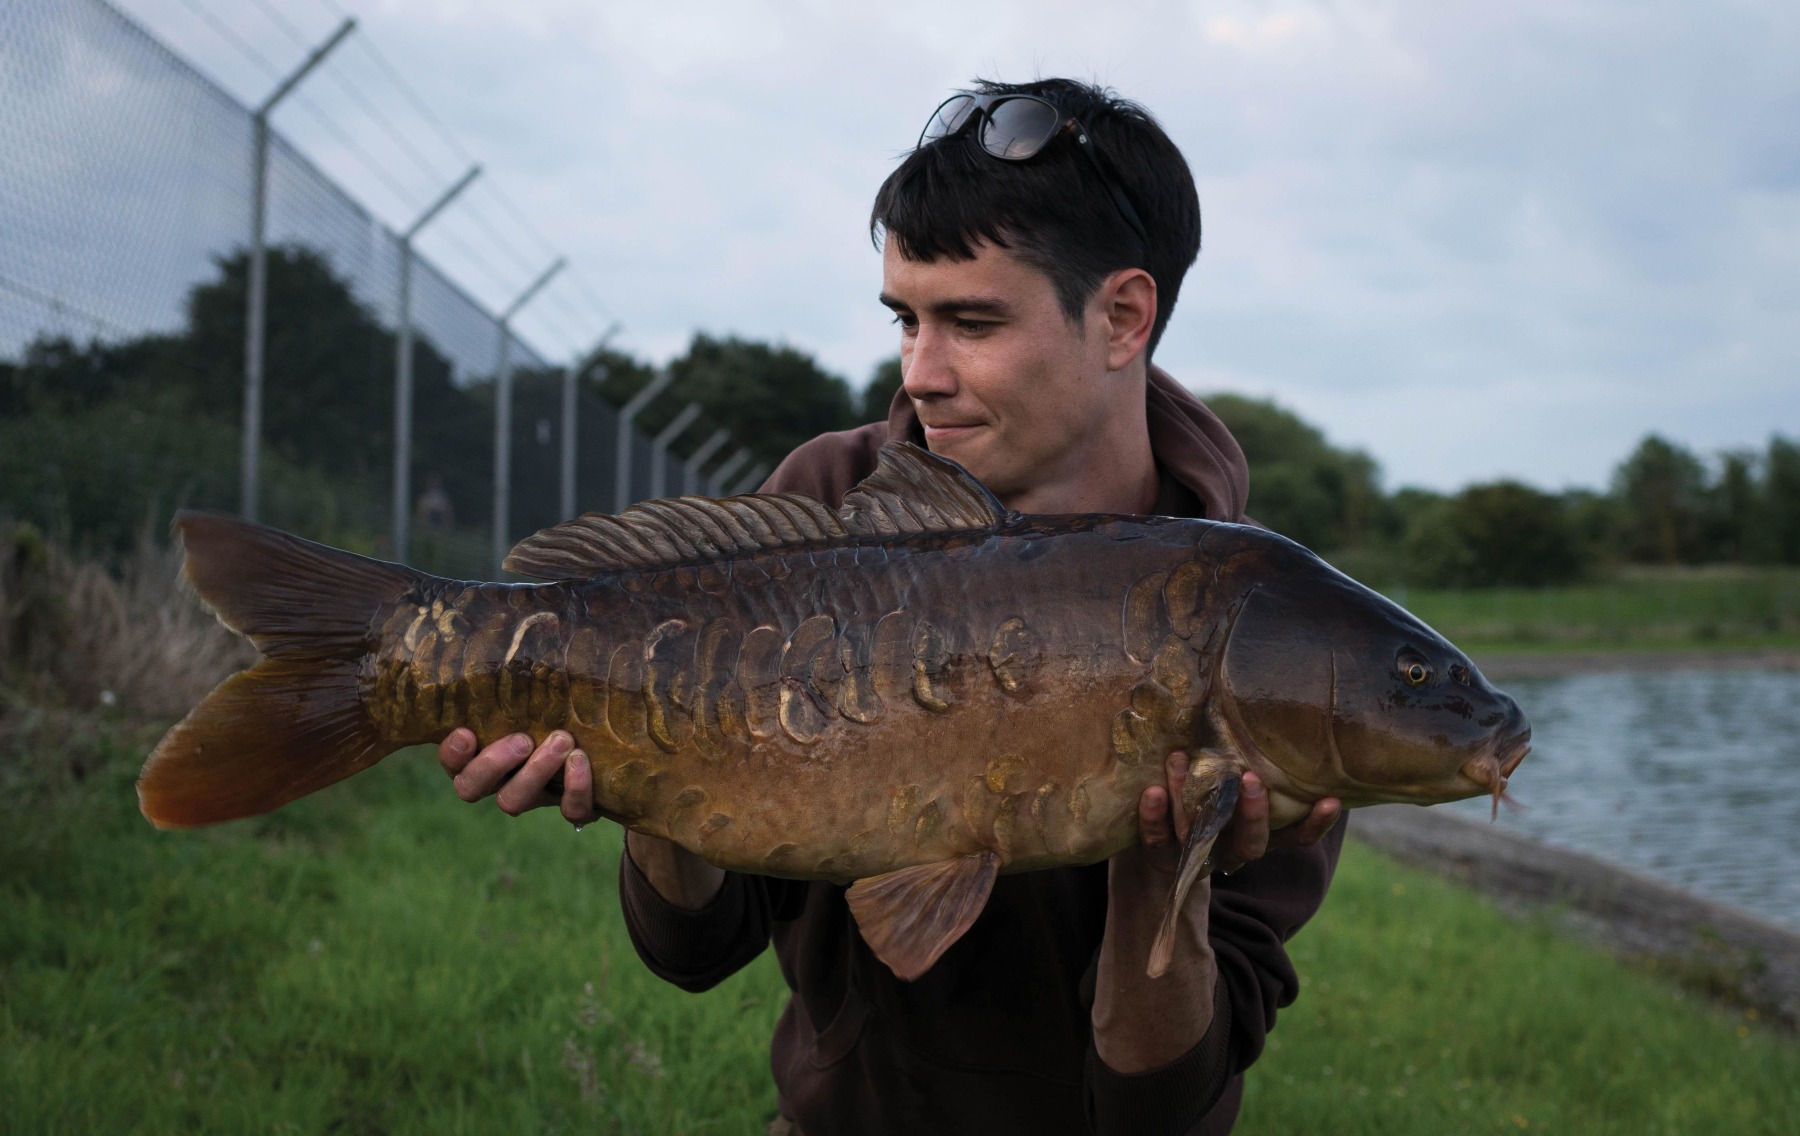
[918,91,1151,250]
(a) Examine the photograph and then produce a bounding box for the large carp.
[139,443,1529,980]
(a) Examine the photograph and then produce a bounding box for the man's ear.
[1099,268,1157,372]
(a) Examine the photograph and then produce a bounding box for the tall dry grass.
[0,521,252,803]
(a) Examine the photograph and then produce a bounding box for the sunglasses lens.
[979,97,1062,160]
[921,95,978,144]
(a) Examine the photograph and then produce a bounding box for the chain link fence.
[1,0,727,577]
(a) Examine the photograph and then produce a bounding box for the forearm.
[618,836,772,992]
[624,830,725,910]
[1092,867,1215,1072]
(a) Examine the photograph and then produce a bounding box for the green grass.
[1382,566,1800,656]
[1240,842,1799,1135]
[3,726,1796,1134]
[0,735,790,1135]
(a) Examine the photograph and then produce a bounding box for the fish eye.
[1399,657,1431,687]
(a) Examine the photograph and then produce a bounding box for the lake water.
[1443,668,1800,931]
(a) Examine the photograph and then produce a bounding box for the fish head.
[1211,540,1531,813]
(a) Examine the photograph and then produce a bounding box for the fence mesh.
[0,0,688,576]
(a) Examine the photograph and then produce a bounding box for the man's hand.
[437,728,725,911]
[1207,770,1341,876]
[1092,754,1341,1073]
[438,728,601,827]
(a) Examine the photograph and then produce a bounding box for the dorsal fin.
[503,442,1007,581]
[504,493,848,578]
[840,442,1006,537]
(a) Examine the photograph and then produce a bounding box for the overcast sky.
[112,0,1797,493]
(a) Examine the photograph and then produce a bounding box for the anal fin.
[1146,760,1242,979]
[846,852,1000,981]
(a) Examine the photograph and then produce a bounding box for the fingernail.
[1169,753,1188,776]
[1244,778,1265,799]
[545,731,572,754]
[508,735,533,757]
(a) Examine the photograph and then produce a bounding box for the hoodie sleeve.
[1084,817,1348,1135]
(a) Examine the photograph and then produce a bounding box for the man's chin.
[922,433,1019,497]
[922,428,987,474]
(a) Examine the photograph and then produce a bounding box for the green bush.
[0,392,377,557]
[1402,481,1587,588]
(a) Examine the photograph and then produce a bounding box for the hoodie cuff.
[1086,970,1236,1136]
[618,842,755,987]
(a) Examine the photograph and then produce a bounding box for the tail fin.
[137,512,428,829]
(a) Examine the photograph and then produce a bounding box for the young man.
[441,78,1342,1135]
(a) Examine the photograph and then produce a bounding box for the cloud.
[45,0,1800,491]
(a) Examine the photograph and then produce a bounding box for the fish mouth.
[1461,727,1532,820]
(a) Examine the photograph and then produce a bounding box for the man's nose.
[901,327,957,398]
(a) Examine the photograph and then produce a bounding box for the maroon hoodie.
[619,368,1346,1135]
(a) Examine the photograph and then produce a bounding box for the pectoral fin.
[846,852,1000,981]
[1146,761,1242,978]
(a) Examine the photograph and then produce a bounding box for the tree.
[0,246,488,552]
[1706,450,1760,563]
[1760,435,1800,565]
[1204,393,1383,552]
[1403,480,1586,588]
[1610,435,1710,564]
[593,334,857,470]
[862,356,904,423]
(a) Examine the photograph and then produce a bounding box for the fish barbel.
[138,443,1530,979]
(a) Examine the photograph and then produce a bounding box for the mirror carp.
[138,443,1530,981]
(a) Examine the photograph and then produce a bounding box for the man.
[441,78,1343,1134]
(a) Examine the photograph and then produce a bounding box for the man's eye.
[890,313,917,330]
[955,319,993,333]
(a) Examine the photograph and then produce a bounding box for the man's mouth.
[921,422,985,442]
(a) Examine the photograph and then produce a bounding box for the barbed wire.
[298,0,617,331]
[168,0,611,339]
[244,0,453,193]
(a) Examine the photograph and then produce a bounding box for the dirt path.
[1349,804,1800,1029]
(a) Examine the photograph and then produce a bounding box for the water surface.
[1443,668,1800,930]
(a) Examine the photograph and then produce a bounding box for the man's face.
[879,239,1119,504]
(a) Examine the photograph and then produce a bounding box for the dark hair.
[871,78,1201,358]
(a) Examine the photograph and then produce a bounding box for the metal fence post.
[729,462,771,495]
[615,370,674,513]
[562,331,618,522]
[708,447,753,496]
[491,258,566,573]
[683,429,731,496]
[392,165,479,559]
[649,402,702,500]
[241,17,355,521]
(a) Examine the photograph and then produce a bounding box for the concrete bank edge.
[1348,804,1800,1028]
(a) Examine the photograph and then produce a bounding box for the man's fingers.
[1295,798,1342,846]
[1137,784,1170,847]
[496,732,573,816]
[1226,771,1269,867]
[438,728,477,776]
[1165,751,1191,845]
[452,733,533,803]
[560,749,600,826]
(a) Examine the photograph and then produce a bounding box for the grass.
[1380,565,1800,656]
[3,723,1797,1134]
[0,738,790,1135]
[1239,842,1799,1134]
